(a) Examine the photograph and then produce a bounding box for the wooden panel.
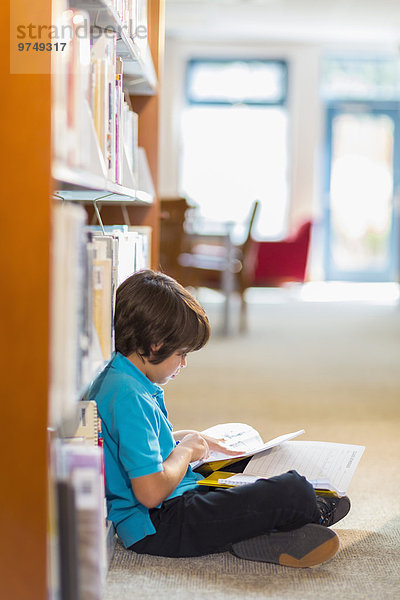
[0,2,51,599]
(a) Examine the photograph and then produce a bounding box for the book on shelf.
[135,0,148,55]
[56,442,107,600]
[123,103,139,183]
[65,399,106,510]
[102,0,147,43]
[56,480,79,600]
[65,398,107,506]
[87,225,152,363]
[50,203,90,428]
[52,7,91,170]
[193,423,365,497]
[47,431,62,600]
[91,32,117,179]
[133,225,151,270]
[114,57,124,184]
[91,32,140,187]
[91,235,115,362]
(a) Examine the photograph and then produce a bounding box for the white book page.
[190,424,304,469]
[243,441,365,495]
[190,423,262,469]
[202,423,264,454]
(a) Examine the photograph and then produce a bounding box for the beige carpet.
[104,288,400,599]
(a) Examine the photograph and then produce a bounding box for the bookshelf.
[2,0,164,598]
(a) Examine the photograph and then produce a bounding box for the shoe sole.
[231,523,340,568]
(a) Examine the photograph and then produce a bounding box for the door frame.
[323,100,400,281]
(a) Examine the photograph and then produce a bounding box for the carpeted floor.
[104,287,400,599]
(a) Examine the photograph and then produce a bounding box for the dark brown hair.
[114,270,210,364]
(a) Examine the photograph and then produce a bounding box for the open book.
[190,423,305,471]
[193,423,365,497]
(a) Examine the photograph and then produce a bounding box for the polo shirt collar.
[112,351,163,398]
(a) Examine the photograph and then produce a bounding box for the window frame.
[185,58,288,107]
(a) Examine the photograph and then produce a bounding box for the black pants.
[129,470,320,557]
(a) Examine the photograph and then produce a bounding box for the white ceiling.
[165,0,400,47]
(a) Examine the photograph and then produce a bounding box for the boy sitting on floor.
[88,270,350,568]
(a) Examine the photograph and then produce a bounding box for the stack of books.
[55,400,108,600]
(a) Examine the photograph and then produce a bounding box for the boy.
[88,270,350,568]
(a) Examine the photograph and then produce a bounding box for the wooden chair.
[236,201,260,331]
[159,197,193,283]
[178,201,260,335]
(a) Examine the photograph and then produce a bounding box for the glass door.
[324,103,400,281]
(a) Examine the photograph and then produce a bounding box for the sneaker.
[317,495,351,527]
[230,523,339,568]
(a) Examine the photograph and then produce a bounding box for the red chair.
[247,220,312,287]
[238,218,312,330]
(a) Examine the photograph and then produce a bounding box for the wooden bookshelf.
[1,1,164,598]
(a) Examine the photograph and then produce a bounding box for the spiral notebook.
[67,400,101,446]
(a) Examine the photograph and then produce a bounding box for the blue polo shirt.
[87,352,203,547]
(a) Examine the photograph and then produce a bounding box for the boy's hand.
[201,434,245,457]
[173,430,244,457]
[179,432,210,462]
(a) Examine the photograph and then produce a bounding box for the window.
[321,56,400,101]
[186,59,287,105]
[180,59,289,241]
